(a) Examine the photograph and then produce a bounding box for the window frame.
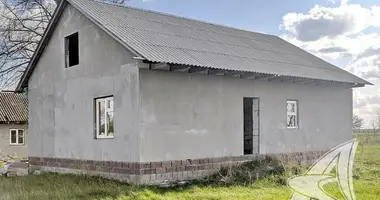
[287,100,298,129]
[64,32,79,68]
[95,96,115,139]
[9,129,25,145]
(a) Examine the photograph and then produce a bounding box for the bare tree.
[371,117,378,135]
[352,114,363,132]
[376,109,380,134]
[0,0,56,89]
[0,0,127,90]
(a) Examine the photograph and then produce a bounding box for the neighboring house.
[0,92,28,159]
[16,0,371,184]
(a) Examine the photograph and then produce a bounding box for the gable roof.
[16,0,371,90]
[0,92,28,123]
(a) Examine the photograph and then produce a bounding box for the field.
[0,134,379,200]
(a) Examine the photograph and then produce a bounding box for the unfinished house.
[16,0,371,184]
[0,92,28,159]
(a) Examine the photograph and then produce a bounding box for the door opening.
[243,97,259,155]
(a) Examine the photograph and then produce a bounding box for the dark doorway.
[243,97,259,155]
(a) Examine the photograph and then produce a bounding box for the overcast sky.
[128,0,380,127]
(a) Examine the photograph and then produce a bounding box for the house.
[0,92,28,159]
[16,0,371,184]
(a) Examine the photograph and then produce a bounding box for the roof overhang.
[0,121,27,124]
[140,62,367,88]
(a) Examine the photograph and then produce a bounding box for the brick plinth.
[29,150,326,184]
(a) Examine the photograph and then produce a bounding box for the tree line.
[353,111,380,134]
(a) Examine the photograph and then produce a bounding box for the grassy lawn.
[0,135,379,200]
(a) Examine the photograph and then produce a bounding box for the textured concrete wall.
[0,124,28,158]
[139,69,353,162]
[28,4,140,162]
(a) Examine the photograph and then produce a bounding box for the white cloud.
[349,51,380,127]
[281,33,380,61]
[355,46,380,61]
[362,69,380,80]
[348,47,380,77]
[371,6,380,26]
[280,2,379,42]
[353,91,380,127]
[280,1,380,128]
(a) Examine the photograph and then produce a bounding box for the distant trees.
[371,118,377,134]
[353,114,363,130]
[353,111,380,134]
[372,110,380,134]
[367,110,380,134]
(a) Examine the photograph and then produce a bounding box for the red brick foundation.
[29,150,326,183]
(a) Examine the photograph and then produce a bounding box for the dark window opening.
[18,130,24,144]
[10,130,17,144]
[65,32,79,67]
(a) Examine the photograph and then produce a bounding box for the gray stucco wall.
[0,124,28,158]
[139,69,353,162]
[28,4,140,162]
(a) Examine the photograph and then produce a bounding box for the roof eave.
[143,62,371,88]
[364,81,374,86]
[0,121,28,124]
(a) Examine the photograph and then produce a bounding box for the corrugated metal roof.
[68,0,370,85]
[0,92,28,123]
[16,0,372,90]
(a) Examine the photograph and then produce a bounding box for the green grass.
[0,134,379,200]
[323,144,380,200]
[0,174,292,200]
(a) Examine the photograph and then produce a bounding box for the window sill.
[66,64,79,68]
[287,127,299,129]
[96,136,114,139]
[9,144,25,146]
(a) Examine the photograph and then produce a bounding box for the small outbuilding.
[0,92,28,159]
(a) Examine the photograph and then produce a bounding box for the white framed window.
[287,100,298,129]
[10,129,25,145]
[95,96,114,139]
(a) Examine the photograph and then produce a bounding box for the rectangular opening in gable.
[65,32,79,67]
